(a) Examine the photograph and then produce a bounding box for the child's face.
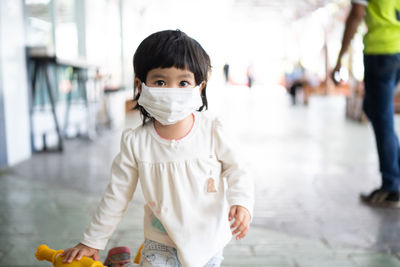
[136,67,204,92]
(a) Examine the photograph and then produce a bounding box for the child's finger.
[232,219,248,235]
[232,223,244,235]
[230,213,244,229]
[66,249,79,263]
[63,251,73,263]
[230,218,240,229]
[236,227,249,240]
[62,250,71,263]
[76,250,85,261]
[229,206,237,221]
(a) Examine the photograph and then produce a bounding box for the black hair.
[132,30,211,125]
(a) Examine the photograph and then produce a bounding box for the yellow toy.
[35,244,105,267]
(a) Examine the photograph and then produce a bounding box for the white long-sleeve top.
[81,111,254,267]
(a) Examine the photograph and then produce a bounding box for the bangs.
[133,30,210,85]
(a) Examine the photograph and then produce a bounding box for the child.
[61,30,254,267]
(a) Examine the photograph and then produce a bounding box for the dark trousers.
[363,54,400,192]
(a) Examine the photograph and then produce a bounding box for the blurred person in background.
[332,0,400,207]
[223,62,230,84]
[285,63,306,105]
[246,64,254,88]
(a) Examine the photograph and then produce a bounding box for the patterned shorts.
[135,239,224,267]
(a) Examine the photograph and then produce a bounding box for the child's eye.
[154,80,166,86]
[179,81,191,87]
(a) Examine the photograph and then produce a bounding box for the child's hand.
[61,243,99,263]
[229,205,251,240]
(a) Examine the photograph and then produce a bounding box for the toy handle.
[35,244,105,267]
[35,244,63,264]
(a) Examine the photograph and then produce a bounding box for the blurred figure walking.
[223,62,230,83]
[246,64,254,88]
[333,0,400,207]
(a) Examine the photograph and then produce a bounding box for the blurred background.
[2,0,400,266]
[0,0,367,165]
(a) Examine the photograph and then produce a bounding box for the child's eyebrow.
[148,73,193,79]
[178,74,193,79]
[148,74,166,79]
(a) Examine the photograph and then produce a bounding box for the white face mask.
[137,83,203,125]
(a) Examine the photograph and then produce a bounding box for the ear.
[135,77,142,93]
[199,81,206,93]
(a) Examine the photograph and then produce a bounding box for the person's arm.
[62,129,139,263]
[332,3,366,84]
[213,118,254,240]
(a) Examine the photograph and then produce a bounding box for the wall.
[0,0,31,166]
[0,1,7,168]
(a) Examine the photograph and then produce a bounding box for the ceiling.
[233,0,345,20]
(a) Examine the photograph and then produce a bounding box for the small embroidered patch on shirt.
[206,177,217,193]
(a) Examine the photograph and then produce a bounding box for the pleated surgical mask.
[138,83,203,125]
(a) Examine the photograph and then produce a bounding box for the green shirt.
[354,0,400,54]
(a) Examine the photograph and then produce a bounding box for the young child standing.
[61,30,254,267]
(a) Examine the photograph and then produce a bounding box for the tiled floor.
[1,82,400,266]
